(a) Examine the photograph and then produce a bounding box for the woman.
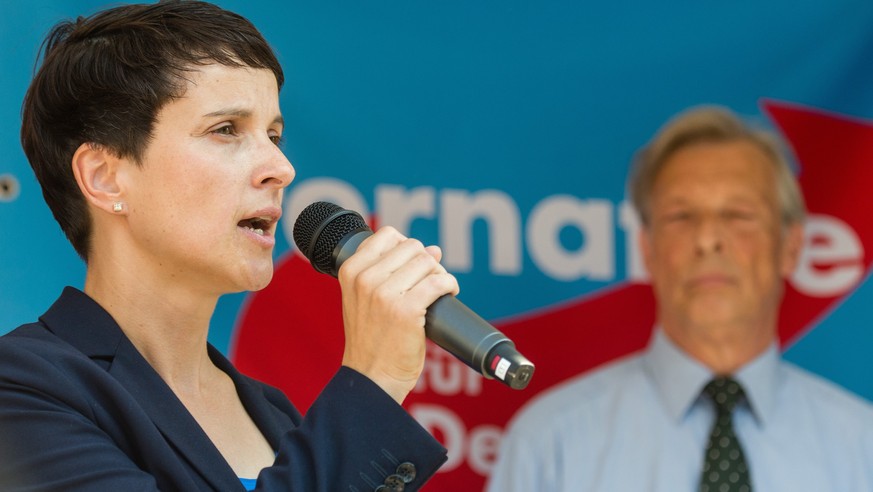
[0,1,458,490]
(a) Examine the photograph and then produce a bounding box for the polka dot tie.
[699,377,752,492]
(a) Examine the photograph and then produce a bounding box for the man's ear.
[781,222,805,278]
[71,142,125,214]
[639,225,654,276]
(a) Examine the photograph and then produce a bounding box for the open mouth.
[238,217,272,236]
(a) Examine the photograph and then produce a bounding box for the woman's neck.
[83,255,220,393]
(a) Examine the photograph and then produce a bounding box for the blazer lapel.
[110,339,245,491]
[41,287,245,491]
[209,345,298,451]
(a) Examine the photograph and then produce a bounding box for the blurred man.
[487,106,873,491]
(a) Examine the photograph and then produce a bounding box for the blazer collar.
[40,287,259,491]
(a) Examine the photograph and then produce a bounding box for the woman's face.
[120,64,294,296]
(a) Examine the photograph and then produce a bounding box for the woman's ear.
[71,142,126,215]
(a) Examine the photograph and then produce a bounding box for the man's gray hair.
[629,105,806,227]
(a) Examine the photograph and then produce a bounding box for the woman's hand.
[337,226,460,404]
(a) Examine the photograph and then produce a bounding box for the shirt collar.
[734,342,780,426]
[643,328,781,426]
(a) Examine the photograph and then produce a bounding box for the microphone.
[293,201,535,390]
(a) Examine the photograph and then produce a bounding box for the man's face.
[640,140,802,338]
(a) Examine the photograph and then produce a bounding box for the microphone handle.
[331,229,535,390]
[426,295,535,390]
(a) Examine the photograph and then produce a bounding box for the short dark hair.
[21,0,284,260]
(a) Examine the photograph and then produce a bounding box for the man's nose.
[694,214,724,255]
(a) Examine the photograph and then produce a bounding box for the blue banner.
[3,2,873,489]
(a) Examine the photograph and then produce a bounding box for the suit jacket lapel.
[41,287,245,491]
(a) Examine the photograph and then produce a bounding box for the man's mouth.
[688,273,735,289]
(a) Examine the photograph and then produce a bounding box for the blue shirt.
[487,329,873,491]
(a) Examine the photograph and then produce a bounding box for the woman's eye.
[269,134,284,146]
[213,124,236,136]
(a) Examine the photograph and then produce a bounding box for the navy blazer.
[0,287,446,491]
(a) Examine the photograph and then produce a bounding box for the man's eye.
[724,210,755,221]
[665,212,691,222]
[269,134,284,146]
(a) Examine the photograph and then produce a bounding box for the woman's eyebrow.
[201,108,284,126]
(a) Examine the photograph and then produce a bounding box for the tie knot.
[702,377,745,414]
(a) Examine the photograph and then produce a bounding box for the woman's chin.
[239,262,275,292]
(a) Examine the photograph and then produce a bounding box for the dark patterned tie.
[699,377,752,492]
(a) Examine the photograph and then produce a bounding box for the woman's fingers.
[336,226,459,404]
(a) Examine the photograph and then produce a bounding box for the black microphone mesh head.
[310,212,368,273]
[292,201,342,255]
[293,201,370,275]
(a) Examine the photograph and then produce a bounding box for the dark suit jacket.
[0,287,446,491]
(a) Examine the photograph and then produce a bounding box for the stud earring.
[113,202,123,213]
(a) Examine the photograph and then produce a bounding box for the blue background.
[2,0,872,402]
